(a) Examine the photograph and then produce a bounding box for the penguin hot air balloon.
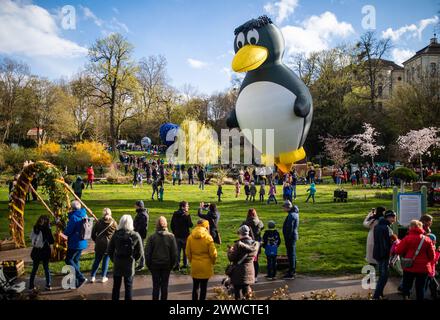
[227,16,313,173]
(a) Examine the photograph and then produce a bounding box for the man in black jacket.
[372,210,396,300]
[170,201,193,270]
[282,201,299,279]
[134,200,149,271]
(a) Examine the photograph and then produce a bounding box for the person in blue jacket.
[282,201,299,280]
[64,200,88,288]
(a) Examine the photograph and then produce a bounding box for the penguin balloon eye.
[247,29,259,45]
[236,32,245,49]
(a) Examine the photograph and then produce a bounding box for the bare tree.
[355,31,392,109]
[0,58,30,143]
[87,33,138,151]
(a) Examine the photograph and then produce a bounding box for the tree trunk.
[109,103,116,153]
[419,155,423,182]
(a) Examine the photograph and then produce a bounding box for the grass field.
[1,182,438,277]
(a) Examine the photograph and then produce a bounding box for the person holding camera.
[197,202,221,245]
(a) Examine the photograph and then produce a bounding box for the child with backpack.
[29,215,55,291]
[250,182,257,202]
[217,183,223,202]
[259,181,266,202]
[262,221,281,280]
[244,181,250,201]
[305,183,317,203]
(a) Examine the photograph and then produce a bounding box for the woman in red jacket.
[395,220,436,300]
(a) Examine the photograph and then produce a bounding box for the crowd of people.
[27,198,300,300]
[363,210,440,300]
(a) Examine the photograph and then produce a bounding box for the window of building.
[378,84,383,98]
[431,63,437,77]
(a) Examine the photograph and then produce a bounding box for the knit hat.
[282,200,293,209]
[268,221,276,229]
[238,225,250,237]
[428,233,437,242]
[198,219,209,229]
[135,200,145,208]
[385,210,396,218]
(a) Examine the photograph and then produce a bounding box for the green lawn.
[1,183,438,276]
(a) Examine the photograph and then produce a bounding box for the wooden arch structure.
[8,161,96,260]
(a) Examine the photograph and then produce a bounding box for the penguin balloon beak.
[232,45,268,73]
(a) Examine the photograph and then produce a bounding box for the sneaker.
[283,274,296,280]
[77,278,87,289]
[255,277,259,283]
[101,277,109,283]
[91,276,96,283]
[45,286,52,291]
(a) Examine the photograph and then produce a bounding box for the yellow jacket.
[186,225,217,279]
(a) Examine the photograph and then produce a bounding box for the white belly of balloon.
[235,81,303,158]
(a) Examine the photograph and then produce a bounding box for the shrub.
[72,141,112,171]
[390,167,418,182]
[38,142,61,163]
[0,144,6,170]
[2,146,38,173]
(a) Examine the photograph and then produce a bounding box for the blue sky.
[0,0,438,94]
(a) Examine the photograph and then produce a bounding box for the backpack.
[80,217,94,240]
[115,233,134,258]
[264,233,279,256]
[30,230,44,249]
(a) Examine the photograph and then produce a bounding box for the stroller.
[0,266,25,300]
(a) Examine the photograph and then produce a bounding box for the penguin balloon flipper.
[226,109,239,128]
[293,92,312,118]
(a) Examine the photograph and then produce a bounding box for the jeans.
[402,271,428,300]
[176,238,187,267]
[373,258,390,299]
[306,194,315,203]
[199,181,205,190]
[29,259,51,289]
[151,268,171,300]
[112,276,133,300]
[65,249,85,287]
[266,255,277,278]
[285,241,296,275]
[137,238,146,268]
[192,278,209,300]
[267,195,277,204]
[234,284,250,300]
[292,185,297,199]
[90,253,110,278]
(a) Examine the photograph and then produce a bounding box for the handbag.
[400,236,425,269]
[225,252,249,276]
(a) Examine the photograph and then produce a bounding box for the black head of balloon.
[233,15,285,70]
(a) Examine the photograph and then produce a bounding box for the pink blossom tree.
[348,123,384,166]
[320,135,349,168]
[397,127,440,181]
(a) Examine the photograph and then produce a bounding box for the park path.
[1,246,403,300]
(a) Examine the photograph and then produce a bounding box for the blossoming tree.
[320,135,349,168]
[348,123,384,166]
[397,127,440,181]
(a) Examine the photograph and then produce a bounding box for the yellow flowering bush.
[73,141,112,167]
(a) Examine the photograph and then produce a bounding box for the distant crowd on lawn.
[27,197,300,300]
[364,209,440,300]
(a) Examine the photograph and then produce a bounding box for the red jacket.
[86,167,95,178]
[395,227,435,274]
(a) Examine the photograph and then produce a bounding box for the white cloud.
[0,0,87,58]
[391,48,415,66]
[382,16,439,41]
[80,5,129,34]
[112,7,120,15]
[221,67,232,81]
[80,5,103,27]
[264,0,299,25]
[187,58,208,69]
[281,11,355,56]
